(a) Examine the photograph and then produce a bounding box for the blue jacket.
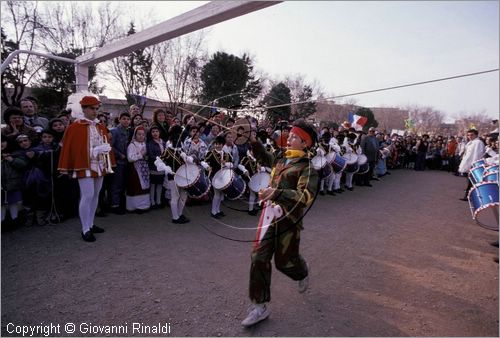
[111,126,132,165]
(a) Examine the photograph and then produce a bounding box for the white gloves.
[201,161,210,170]
[180,151,194,164]
[92,143,111,158]
[224,162,234,169]
[317,148,325,156]
[154,156,173,175]
[356,147,362,155]
[237,164,249,176]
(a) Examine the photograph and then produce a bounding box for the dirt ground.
[1,169,499,337]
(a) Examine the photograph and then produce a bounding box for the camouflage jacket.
[251,140,319,229]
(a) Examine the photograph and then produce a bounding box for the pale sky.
[100,1,499,122]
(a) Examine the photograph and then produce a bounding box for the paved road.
[2,169,498,337]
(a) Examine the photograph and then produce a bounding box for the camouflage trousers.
[249,222,308,304]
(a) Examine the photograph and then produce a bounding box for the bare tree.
[453,110,496,137]
[154,31,207,114]
[1,0,47,106]
[371,106,408,133]
[38,1,123,53]
[405,104,445,135]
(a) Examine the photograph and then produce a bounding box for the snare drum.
[319,163,333,179]
[468,182,499,230]
[482,170,499,184]
[342,153,359,173]
[174,163,211,199]
[212,168,246,200]
[469,165,487,185]
[326,152,347,173]
[472,158,486,168]
[357,154,369,174]
[248,172,271,193]
[485,164,499,175]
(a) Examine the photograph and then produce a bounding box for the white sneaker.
[241,303,270,327]
[298,262,310,293]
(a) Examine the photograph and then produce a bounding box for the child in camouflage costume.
[241,119,319,327]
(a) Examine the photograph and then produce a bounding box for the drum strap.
[164,148,183,165]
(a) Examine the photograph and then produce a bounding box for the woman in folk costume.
[241,119,318,327]
[325,133,344,194]
[182,125,208,163]
[126,126,151,213]
[155,125,191,224]
[202,135,233,219]
[58,96,115,242]
[146,126,166,209]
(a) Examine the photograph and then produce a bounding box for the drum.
[174,163,211,199]
[212,168,246,200]
[469,165,487,185]
[343,153,359,173]
[248,172,271,193]
[482,170,499,184]
[472,158,486,168]
[319,164,333,179]
[485,164,499,175]
[326,152,347,173]
[468,182,499,230]
[357,154,369,174]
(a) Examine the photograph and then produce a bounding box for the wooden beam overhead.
[76,1,281,66]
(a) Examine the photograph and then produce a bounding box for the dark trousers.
[249,223,308,304]
[110,163,127,208]
[363,161,376,185]
[464,177,473,198]
[415,152,426,171]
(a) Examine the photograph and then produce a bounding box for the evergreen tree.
[262,82,291,125]
[355,107,378,131]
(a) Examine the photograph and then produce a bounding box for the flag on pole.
[351,114,368,131]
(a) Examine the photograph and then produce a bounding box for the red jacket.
[58,120,115,177]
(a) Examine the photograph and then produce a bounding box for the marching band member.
[241,118,318,327]
[326,134,344,194]
[156,125,190,224]
[58,96,114,242]
[343,133,359,191]
[203,135,233,219]
[126,126,150,213]
[240,149,259,215]
[316,133,331,195]
[241,138,273,215]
